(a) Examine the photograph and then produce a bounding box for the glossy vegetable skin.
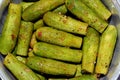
[26,56,77,77]
[95,25,117,75]
[16,21,33,56]
[82,0,111,20]
[0,3,21,55]
[82,27,100,73]
[16,55,46,80]
[22,0,65,21]
[0,0,116,79]
[33,42,82,63]
[20,2,34,12]
[65,0,108,33]
[35,27,82,48]
[4,54,40,80]
[43,12,88,35]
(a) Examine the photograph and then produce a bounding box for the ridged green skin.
[35,27,82,48]
[20,2,34,12]
[48,75,97,80]
[26,56,77,77]
[33,42,82,63]
[22,0,65,21]
[16,21,33,56]
[4,54,40,80]
[65,0,108,33]
[82,27,100,73]
[0,3,21,55]
[82,0,111,20]
[30,32,37,48]
[53,5,67,14]
[43,12,88,35]
[95,25,117,75]
[34,19,44,31]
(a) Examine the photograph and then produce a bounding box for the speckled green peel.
[95,25,117,75]
[82,0,111,20]
[33,42,82,63]
[35,27,82,48]
[65,0,108,33]
[43,12,88,35]
[20,2,34,12]
[22,0,65,21]
[53,5,67,14]
[16,55,46,80]
[4,54,40,80]
[16,21,33,56]
[26,56,77,77]
[82,27,100,73]
[0,3,21,55]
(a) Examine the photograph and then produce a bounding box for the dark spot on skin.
[63,19,67,24]
[7,59,10,64]
[68,2,74,10]
[11,34,16,40]
[77,27,83,32]
[93,19,98,23]
[38,32,42,37]
[109,44,112,47]
[19,34,25,40]
[56,32,58,35]
[92,19,98,24]
[99,24,106,32]
[105,63,108,68]
[84,11,88,15]
[109,56,111,60]
[20,25,24,28]
[13,10,17,15]
[105,65,108,68]
[60,37,65,41]
[72,29,75,32]
[21,72,23,74]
